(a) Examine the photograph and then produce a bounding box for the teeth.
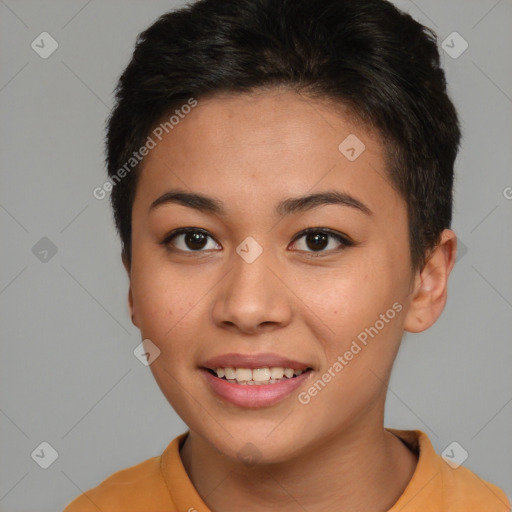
[224,367,236,380]
[270,367,284,379]
[252,368,271,382]
[235,368,252,382]
[213,366,306,384]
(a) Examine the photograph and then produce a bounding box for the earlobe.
[403,229,457,333]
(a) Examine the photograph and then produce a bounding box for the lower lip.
[201,369,312,408]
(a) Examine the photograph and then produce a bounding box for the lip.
[201,367,313,408]
[200,352,312,371]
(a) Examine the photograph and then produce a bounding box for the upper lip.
[200,353,312,371]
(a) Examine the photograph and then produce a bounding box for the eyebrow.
[149,189,372,217]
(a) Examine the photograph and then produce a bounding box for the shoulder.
[62,452,174,512]
[387,428,510,512]
[439,460,510,511]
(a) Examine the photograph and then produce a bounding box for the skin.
[123,89,457,511]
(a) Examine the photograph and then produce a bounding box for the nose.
[211,247,293,334]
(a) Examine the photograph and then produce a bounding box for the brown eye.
[291,228,354,254]
[162,228,221,252]
[304,231,329,251]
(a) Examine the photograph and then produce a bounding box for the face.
[127,89,418,463]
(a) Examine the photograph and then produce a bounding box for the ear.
[122,251,139,328]
[403,229,458,333]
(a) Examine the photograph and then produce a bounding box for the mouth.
[199,353,314,408]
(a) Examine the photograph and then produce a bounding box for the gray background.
[0,0,511,510]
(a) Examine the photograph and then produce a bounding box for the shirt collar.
[160,429,443,512]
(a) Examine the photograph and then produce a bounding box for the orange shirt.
[63,428,510,511]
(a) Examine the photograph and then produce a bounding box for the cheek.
[130,258,201,350]
[304,258,405,369]
[308,263,389,329]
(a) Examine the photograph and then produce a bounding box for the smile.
[207,366,308,385]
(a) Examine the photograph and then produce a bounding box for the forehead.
[135,90,403,221]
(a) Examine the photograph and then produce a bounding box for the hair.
[105,0,461,272]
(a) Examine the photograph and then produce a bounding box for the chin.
[193,417,318,467]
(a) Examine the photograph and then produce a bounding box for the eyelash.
[160,227,355,257]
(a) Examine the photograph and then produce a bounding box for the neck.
[180,415,418,512]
